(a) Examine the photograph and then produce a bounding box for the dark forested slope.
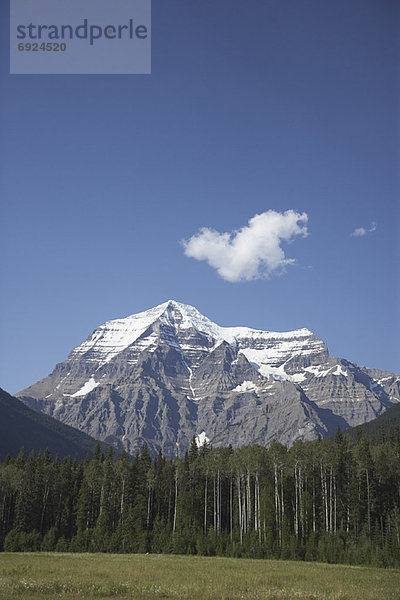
[0,388,109,459]
[346,402,400,439]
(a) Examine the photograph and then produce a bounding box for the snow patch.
[195,431,210,448]
[291,372,307,383]
[238,339,324,381]
[378,376,393,383]
[71,377,99,398]
[185,363,196,399]
[305,365,338,378]
[331,364,348,377]
[232,380,259,393]
[55,372,70,390]
[305,364,348,378]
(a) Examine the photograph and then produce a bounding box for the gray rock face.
[17,300,400,457]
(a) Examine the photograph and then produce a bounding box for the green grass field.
[0,553,399,600]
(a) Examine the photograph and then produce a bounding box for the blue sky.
[1,0,399,394]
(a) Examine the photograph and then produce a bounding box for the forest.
[1,428,399,567]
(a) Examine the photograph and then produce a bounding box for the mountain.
[0,387,109,459]
[17,300,400,457]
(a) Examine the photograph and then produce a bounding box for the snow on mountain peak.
[159,300,315,345]
[70,302,168,365]
[69,300,325,372]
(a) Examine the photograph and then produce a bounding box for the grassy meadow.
[0,553,399,600]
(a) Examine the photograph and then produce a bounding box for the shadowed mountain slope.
[0,387,109,459]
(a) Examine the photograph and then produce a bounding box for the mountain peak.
[164,299,187,308]
[66,300,325,371]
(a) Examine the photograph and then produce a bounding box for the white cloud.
[182,210,308,282]
[351,227,367,237]
[351,222,377,237]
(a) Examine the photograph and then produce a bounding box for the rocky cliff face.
[17,300,399,457]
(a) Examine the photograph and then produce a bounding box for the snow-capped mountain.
[18,300,400,457]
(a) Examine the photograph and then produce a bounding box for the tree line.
[1,428,399,567]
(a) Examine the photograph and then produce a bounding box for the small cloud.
[351,222,377,237]
[351,227,368,237]
[182,210,308,282]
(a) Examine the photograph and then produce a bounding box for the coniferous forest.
[1,429,400,567]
